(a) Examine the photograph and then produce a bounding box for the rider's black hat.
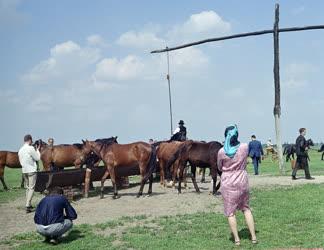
[178,120,185,125]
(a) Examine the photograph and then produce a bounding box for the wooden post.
[84,168,92,198]
[273,4,284,174]
[166,46,174,135]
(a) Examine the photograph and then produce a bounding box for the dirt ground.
[1,174,324,241]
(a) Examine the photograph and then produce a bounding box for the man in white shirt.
[18,134,41,213]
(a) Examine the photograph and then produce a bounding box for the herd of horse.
[0,137,323,199]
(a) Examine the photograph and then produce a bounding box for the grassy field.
[1,184,323,249]
[246,149,324,176]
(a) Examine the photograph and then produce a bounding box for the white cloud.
[284,62,318,88]
[168,47,208,70]
[168,10,231,42]
[117,31,165,49]
[94,55,144,82]
[87,34,108,47]
[22,40,101,84]
[27,94,53,112]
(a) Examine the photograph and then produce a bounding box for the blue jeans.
[252,157,260,175]
[36,219,73,239]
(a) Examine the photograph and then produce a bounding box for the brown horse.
[172,141,223,195]
[0,151,24,189]
[156,140,192,187]
[83,140,157,199]
[35,140,92,170]
[156,141,185,186]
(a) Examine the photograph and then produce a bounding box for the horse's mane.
[210,141,223,147]
[73,143,84,149]
[95,137,118,147]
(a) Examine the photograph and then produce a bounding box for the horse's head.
[81,140,94,156]
[33,139,47,151]
[307,139,314,147]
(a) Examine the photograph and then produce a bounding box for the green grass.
[0,168,25,204]
[246,149,324,176]
[1,184,323,250]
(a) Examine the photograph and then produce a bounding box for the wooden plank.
[151,25,324,54]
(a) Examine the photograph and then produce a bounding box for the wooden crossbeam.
[151,25,324,54]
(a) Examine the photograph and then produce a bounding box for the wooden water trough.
[34,165,143,194]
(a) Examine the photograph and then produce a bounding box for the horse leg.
[148,174,153,195]
[171,163,178,188]
[108,167,120,199]
[200,168,206,183]
[183,166,188,189]
[137,163,146,198]
[0,165,8,190]
[100,169,110,199]
[177,163,186,194]
[190,164,200,193]
[322,152,324,161]
[159,161,166,187]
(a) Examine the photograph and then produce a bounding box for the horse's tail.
[165,142,188,173]
[143,145,158,182]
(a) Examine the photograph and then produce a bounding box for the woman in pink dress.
[217,125,257,246]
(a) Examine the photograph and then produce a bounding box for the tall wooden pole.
[166,46,173,135]
[273,4,284,174]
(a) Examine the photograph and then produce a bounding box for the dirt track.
[1,175,324,241]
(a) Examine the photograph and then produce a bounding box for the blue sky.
[1,0,324,150]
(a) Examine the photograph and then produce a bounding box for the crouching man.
[34,187,77,244]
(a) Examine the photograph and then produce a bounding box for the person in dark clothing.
[248,135,264,175]
[292,128,314,180]
[170,120,187,141]
[34,187,77,244]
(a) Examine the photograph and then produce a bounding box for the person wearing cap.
[171,120,187,141]
[248,135,264,175]
[18,134,41,213]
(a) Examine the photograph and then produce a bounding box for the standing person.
[292,128,314,180]
[248,135,264,175]
[48,138,54,146]
[266,138,273,156]
[18,134,41,213]
[34,187,77,244]
[217,125,257,246]
[171,120,187,141]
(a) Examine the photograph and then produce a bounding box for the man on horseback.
[170,120,187,141]
[292,128,314,180]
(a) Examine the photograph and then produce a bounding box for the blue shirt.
[34,195,77,226]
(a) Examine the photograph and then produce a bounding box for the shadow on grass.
[228,228,260,242]
[60,229,84,244]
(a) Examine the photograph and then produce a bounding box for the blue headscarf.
[224,125,240,158]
